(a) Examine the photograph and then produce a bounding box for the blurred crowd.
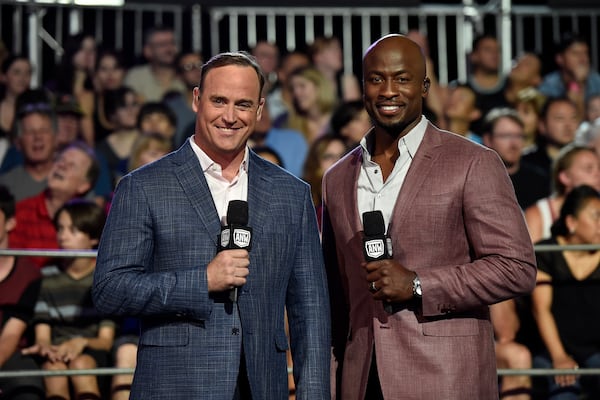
[1,24,600,400]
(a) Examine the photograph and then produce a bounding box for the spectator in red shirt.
[9,141,99,268]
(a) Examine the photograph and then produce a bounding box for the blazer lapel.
[389,123,443,234]
[173,142,221,247]
[341,147,364,234]
[247,152,272,230]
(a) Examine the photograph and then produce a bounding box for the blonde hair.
[128,132,172,172]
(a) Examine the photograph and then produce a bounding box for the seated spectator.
[266,50,311,124]
[91,49,127,144]
[251,41,280,95]
[491,299,532,400]
[302,133,347,228]
[307,35,361,102]
[252,145,283,167]
[249,103,307,178]
[584,94,600,124]
[49,33,97,146]
[575,117,600,158]
[524,144,600,243]
[0,92,57,200]
[128,132,172,172]
[0,55,32,149]
[136,101,177,144]
[164,50,203,148]
[23,200,114,400]
[10,141,100,269]
[532,185,600,400]
[538,32,600,122]
[482,107,549,209]
[96,87,141,186]
[124,25,185,103]
[504,52,543,107]
[330,100,372,148]
[54,93,113,207]
[522,97,581,189]
[443,83,483,143]
[275,66,337,144]
[0,185,44,399]
[513,87,546,150]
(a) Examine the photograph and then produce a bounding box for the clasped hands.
[22,337,88,363]
[363,259,417,303]
[207,249,250,292]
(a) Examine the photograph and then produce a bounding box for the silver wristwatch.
[412,275,422,298]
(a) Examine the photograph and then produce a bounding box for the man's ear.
[423,78,431,94]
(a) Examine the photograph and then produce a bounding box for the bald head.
[362,34,429,138]
[363,34,427,80]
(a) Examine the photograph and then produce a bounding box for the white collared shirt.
[189,137,249,225]
[357,116,428,231]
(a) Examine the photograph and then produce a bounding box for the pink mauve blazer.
[322,122,537,400]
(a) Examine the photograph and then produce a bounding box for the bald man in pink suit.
[321,34,537,400]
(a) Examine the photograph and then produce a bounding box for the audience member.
[127,132,172,172]
[308,35,361,102]
[0,55,32,141]
[330,100,372,148]
[491,299,533,400]
[10,141,100,269]
[124,25,185,102]
[266,50,311,123]
[513,87,546,149]
[522,97,580,187]
[0,185,44,400]
[532,184,600,400]
[524,144,600,243]
[276,65,337,144]
[136,101,177,144]
[463,33,510,135]
[251,41,280,95]
[482,107,549,209]
[91,49,127,144]
[164,50,203,148]
[584,94,600,124]
[23,200,114,400]
[443,83,483,143]
[406,29,448,126]
[249,103,308,178]
[302,133,347,228]
[504,52,543,106]
[575,117,600,157]
[0,96,57,201]
[50,33,97,145]
[96,87,141,186]
[538,32,600,122]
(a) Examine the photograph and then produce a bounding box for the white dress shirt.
[189,137,249,225]
[357,116,428,231]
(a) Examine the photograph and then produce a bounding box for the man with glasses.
[482,107,548,210]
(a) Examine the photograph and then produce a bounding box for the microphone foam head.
[227,200,249,225]
[363,210,386,236]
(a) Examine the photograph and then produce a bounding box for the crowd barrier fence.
[0,1,598,87]
[0,243,598,381]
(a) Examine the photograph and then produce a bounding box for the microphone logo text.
[233,228,251,248]
[365,239,385,258]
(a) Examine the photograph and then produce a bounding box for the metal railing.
[0,1,599,87]
[0,243,599,382]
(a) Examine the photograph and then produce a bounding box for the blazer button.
[231,327,240,335]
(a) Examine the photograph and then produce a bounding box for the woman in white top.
[525,144,600,243]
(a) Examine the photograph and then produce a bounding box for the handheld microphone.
[219,200,252,302]
[362,210,392,261]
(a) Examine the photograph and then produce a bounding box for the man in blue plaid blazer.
[92,51,330,400]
